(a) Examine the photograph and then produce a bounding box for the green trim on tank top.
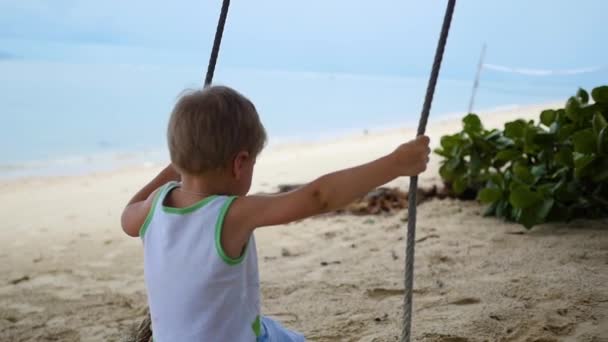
[252,315,261,337]
[161,182,218,215]
[214,196,248,265]
[139,183,170,238]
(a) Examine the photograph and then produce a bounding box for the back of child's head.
[168,86,267,175]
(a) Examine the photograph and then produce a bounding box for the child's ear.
[232,151,250,180]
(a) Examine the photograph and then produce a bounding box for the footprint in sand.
[323,231,338,239]
[1,308,21,324]
[7,302,45,314]
[439,337,469,342]
[423,334,470,342]
[366,287,430,299]
[449,297,481,305]
[429,253,454,265]
[366,288,404,299]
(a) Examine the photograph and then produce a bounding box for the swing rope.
[204,0,231,87]
[402,1,456,342]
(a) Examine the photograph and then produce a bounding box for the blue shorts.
[257,316,306,342]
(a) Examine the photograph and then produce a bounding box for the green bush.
[435,85,608,228]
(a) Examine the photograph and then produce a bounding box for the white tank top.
[141,181,261,342]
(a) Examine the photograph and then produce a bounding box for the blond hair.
[167,86,267,174]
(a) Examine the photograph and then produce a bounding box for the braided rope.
[204,0,231,87]
[401,1,456,341]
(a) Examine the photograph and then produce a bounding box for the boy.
[121,86,430,341]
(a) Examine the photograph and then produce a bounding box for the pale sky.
[1,1,607,165]
[1,0,606,77]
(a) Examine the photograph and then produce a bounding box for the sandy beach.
[1,103,607,342]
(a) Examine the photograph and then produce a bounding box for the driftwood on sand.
[126,185,443,340]
[279,184,446,215]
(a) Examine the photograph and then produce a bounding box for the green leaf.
[555,109,567,125]
[591,158,608,182]
[571,128,596,154]
[478,188,502,204]
[554,148,573,167]
[439,134,464,154]
[483,201,497,217]
[533,132,555,146]
[488,173,505,189]
[518,198,555,229]
[509,184,542,209]
[472,135,494,153]
[540,109,556,126]
[577,88,590,104]
[565,96,582,122]
[495,149,521,161]
[550,167,569,179]
[445,156,462,172]
[531,165,547,181]
[536,198,555,222]
[580,103,600,121]
[591,86,608,103]
[536,183,555,196]
[549,121,560,134]
[484,130,502,140]
[599,126,608,155]
[504,120,526,139]
[452,177,467,195]
[494,137,514,149]
[523,125,539,153]
[470,150,482,175]
[434,148,450,158]
[513,163,535,184]
[463,114,483,134]
[573,153,596,178]
[592,167,608,182]
[511,207,522,221]
[557,124,576,142]
[495,200,509,219]
[592,113,608,137]
[439,164,452,181]
[555,180,579,201]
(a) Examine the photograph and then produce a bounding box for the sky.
[1,0,607,169]
[1,0,607,77]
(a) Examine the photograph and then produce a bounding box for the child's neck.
[180,172,238,197]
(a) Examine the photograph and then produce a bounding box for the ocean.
[1,59,605,179]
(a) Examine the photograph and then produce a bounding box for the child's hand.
[392,135,431,176]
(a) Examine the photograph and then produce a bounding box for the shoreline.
[0,101,562,183]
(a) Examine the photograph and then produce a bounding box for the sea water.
[1,58,605,180]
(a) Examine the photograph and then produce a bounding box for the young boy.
[121,86,430,341]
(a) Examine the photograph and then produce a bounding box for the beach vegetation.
[435,85,608,228]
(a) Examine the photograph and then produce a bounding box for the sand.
[1,103,607,342]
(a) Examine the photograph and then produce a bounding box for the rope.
[401,1,456,342]
[204,0,231,87]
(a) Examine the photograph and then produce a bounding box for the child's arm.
[121,164,180,237]
[224,136,430,249]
